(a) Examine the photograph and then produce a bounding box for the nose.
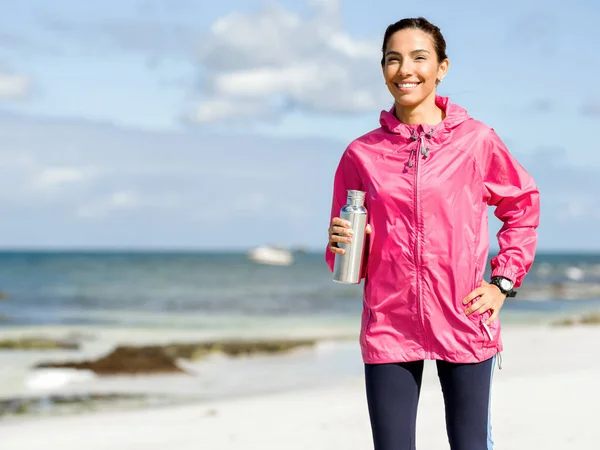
[396,59,413,77]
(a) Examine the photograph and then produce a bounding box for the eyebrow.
[385,49,431,57]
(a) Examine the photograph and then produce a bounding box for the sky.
[0,0,599,251]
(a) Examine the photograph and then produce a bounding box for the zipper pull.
[408,148,415,168]
[482,320,494,341]
[420,135,429,158]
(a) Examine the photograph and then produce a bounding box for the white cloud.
[327,33,377,59]
[37,0,384,122]
[214,65,323,98]
[76,190,140,219]
[109,190,138,207]
[0,74,30,99]
[192,1,385,123]
[188,97,274,123]
[35,167,91,188]
[308,0,341,16]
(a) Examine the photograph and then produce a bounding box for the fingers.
[328,223,353,244]
[331,217,352,228]
[330,232,352,245]
[486,310,499,325]
[476,302,494,316]
[328,219,353,241]
[464,297,488,316]
[462,288,483,305]
[330,225,353,237]
[328,217,352,255]
[329,218,372,235]
[328,218,372,255]
[465,299,494,316]
[328,239,349,254]
[328,245,345,255]
[464,286,505,320]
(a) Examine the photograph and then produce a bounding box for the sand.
[0,325,599,449]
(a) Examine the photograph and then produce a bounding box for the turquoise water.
[0,251,599,334]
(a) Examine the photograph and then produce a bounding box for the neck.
[394,92,444,125]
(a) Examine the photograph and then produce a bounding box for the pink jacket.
[326,96,540,364]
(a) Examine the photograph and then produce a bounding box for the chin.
[394,96,424,108]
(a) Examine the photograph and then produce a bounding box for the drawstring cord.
[408,131,417,168]
[408,128,434,168]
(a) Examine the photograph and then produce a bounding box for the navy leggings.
[365,356,496,450]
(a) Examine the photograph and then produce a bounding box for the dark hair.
[381,17,447,66]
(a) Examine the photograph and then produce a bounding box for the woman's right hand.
[328,217,371,255]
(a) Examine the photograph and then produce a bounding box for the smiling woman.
[381,18,449,124]
[326,17,540,450]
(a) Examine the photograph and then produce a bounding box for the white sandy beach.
[1,325,599,450]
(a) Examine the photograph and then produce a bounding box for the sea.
[1,250,599,417]
[1,250,600,332]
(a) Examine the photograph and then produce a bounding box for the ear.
[437,58,450,82]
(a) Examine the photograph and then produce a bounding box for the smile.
[395,82,421,90]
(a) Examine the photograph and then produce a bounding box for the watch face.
[499,278,513,291]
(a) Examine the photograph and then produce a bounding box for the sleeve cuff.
[490,267,519,284]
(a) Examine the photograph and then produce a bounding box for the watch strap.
[490,276,516,297]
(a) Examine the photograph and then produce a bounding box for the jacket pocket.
[473,264,495,343]
[481,319,494,341]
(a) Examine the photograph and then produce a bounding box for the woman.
[326,17,540,450]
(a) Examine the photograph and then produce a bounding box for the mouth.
[394,81,422,91]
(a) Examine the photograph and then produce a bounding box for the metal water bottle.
[333,190,368,284]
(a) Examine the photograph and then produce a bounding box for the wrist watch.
[490,276,516,297]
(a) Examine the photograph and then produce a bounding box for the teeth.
[396,83,419,88]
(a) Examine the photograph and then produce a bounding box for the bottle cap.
[347,190,366,200]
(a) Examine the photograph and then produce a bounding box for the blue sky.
[0,0,599,251]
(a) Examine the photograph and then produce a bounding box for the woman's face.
[382,28,449,108]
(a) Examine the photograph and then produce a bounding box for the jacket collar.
[379,95,470,141]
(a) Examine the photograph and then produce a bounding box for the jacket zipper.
[413,130,429,354]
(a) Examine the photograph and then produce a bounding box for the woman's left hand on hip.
[463,280,506,325]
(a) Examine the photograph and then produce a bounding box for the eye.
[415,56,426,61]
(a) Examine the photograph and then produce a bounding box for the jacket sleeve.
[480,128,540,288]
[325,149,367,277]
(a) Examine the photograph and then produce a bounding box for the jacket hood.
[379,95,471,141]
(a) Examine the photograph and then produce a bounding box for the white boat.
[247,246,294,266]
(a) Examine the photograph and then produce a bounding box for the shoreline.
[0,325,598,449]
[1,320,599,419]
[2,295,600,334]
[0,325,365,418]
